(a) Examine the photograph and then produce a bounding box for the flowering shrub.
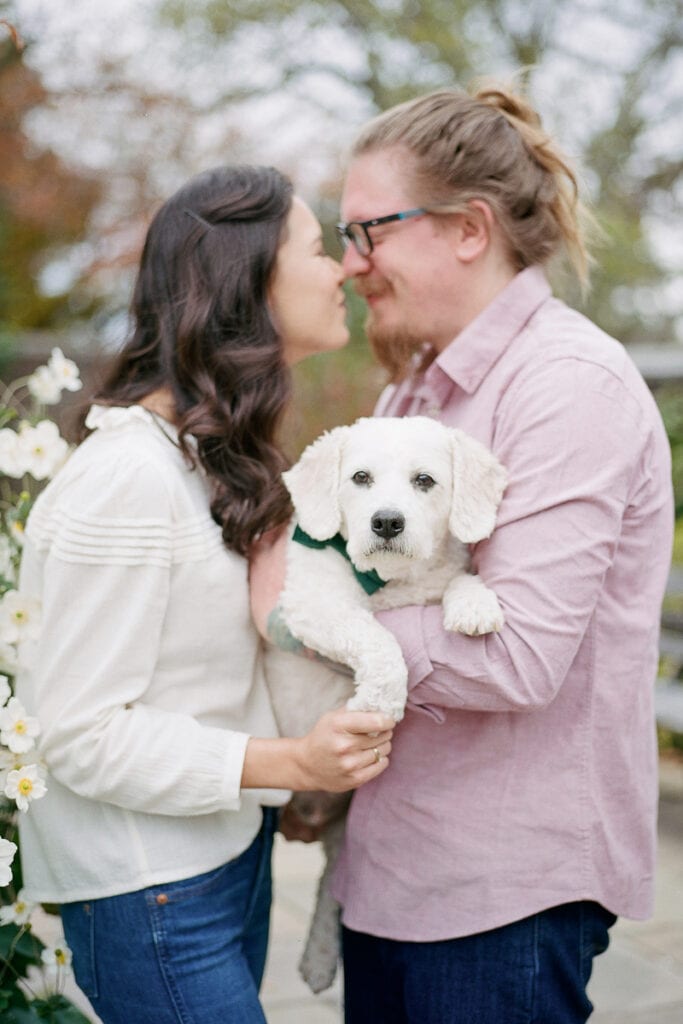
[0,350,92,1022]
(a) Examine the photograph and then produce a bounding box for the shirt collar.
[416,266,552,401]
[86,403,184,448]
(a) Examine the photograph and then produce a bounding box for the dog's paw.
[299,947,339,995]
[443,589,504,636]
[299,918,341,994]
[347,688,406,722]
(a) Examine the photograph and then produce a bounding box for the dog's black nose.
[371,509,405,539]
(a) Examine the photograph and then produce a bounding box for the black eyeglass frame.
[335,207,426,256]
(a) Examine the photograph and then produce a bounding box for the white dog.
[264,415,507,992]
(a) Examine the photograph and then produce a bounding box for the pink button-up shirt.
[331,266,674,941]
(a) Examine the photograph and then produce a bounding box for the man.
[326,85,674,1024]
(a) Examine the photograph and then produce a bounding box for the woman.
[15,165,394,1024]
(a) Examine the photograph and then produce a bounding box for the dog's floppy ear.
[449,429,508,543]
[282,426,349,540]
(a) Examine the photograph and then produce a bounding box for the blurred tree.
[3,0,681,456]
[159,0,683,349]
[153,0,683,469]
[0,30,101,352]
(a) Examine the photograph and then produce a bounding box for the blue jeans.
[342,901,617,1024]
[61,808,277,1024]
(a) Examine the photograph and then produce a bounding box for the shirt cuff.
[221,731,251,809]
[374,607,445,722]
[374,606,432,684]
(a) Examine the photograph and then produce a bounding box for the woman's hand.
[295,708,394,792]
[241,708,394,793]
[249,526,289,639]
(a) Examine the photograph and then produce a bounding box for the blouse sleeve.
[21,451,250,815]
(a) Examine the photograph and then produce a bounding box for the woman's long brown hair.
[83,165,294,554]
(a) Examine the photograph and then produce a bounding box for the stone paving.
[33,757,683,1023]
[587,762,683,1024]
[262,758,683,1024]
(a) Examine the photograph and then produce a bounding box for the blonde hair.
[352,81,594,288]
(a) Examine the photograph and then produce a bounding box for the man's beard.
[367,315,435,383]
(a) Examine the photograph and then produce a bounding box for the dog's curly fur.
[265,416,507,992]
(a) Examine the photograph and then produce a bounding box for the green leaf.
[0,922,45,973]
[3,1009,41,1024]
[31,994,94,1023]
[0,406,18,427]
[0,984,30,1009]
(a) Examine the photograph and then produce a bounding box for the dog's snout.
[371,509,405,539]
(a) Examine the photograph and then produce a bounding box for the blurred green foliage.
[674,518,683,565]
[161,0,683,347]
[285,288,381,455]
[0,0,681,519]
[657,385,683,522]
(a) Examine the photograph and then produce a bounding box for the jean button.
[156,893,168,905]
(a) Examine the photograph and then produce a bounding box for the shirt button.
[156,893,168,905]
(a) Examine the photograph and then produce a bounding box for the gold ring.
[372,747,381,764]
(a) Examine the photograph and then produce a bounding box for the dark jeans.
[342,900,617,1024]
[61,808,277,1024]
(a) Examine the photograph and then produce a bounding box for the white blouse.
[16,405,287,903]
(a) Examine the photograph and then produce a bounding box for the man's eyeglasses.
[335,208,426,257]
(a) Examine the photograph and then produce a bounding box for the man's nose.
[342,244,371,278]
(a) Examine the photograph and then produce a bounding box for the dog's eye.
[351,470,372,486]
[413,473,436,491]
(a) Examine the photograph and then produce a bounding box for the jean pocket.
[145,861,231,909]
[60,900,98,1000]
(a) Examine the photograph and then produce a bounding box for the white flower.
[41,941,73,980]
[26,349,82,405]
[0,746,17,778]
[27,365,62,405]
[17,421,69,480]
[0,747,33,791]
[0,836,17,886]
[0,674,10,706]
[0,592,41,645]
[4,762,47,811]
[0,642,19,674]
[0,888,37,926]
[0,697,41,753]
[0,428,28,478]
[47,348,82,393]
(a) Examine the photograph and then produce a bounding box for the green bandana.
[292,524,388,595]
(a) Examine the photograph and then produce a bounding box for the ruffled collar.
[85,404,180,445]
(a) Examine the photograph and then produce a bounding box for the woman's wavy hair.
[84,164,294,555]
